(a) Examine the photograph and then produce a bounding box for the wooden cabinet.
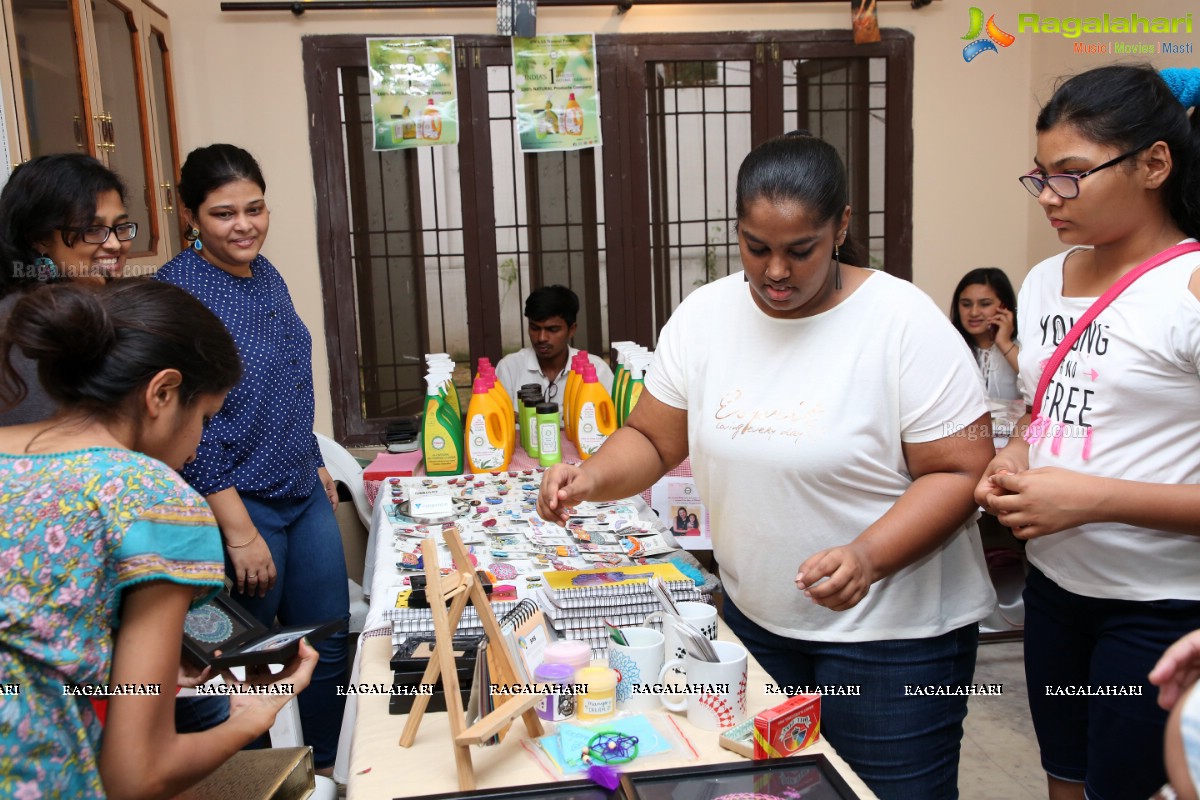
[2,0,182,268]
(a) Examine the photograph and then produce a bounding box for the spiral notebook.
[491,597,548,685]
[540,562,695,604]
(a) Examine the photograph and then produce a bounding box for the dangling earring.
[833,230,847,291]
[186,226,203,252]
[33,254,58,281]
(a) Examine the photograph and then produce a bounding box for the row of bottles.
[537,93,584,139]
[610,342,653,428]
[391,98,443,144]
[420,343,654,475]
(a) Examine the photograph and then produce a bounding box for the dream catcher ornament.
[580,732,639,790]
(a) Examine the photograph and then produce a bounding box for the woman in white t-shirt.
[539,132,995,800]
[976,65,1200,800]
[950,267,1021,402]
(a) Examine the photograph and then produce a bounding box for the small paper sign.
[410,490,454,518]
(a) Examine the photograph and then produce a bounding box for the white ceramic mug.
[658,639,748,731]
[607,627,665,712]
[645,601,718,664]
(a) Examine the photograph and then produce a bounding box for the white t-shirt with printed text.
[645,271,995,641]
[1018,245,1200,601]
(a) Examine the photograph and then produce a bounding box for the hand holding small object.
[987,467,1102,539]
[795,542,875,611]
[536,463,592,525]
[223,639,320,729]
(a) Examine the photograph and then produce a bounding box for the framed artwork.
[619,754,863,800]
[401,778,620,800]
[183,590,344,669]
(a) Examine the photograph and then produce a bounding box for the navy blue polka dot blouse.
[155,248,323,499]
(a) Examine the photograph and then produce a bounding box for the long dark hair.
[0,154,127,296]
[735,131,866,267]
[1037,64,1200,240]
[177,143,267,215]
[0,279,242,419]
[949,267,1018,351]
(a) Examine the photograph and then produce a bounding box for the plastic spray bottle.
[421,374,464,476]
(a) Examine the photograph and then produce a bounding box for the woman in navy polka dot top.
[155,144,349,772]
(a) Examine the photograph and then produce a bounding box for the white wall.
[146,0,1199,434]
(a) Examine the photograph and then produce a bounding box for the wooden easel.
[398,528,545,791]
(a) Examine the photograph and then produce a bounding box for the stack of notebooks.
[537,563,702,656]
[384,589,519,646]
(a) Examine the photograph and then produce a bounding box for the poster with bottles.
[512,34,601,152]
[367,37,458,151]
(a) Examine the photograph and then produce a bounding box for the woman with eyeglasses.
[154,144,349,776]
[976,65,1200,800]
[0,153,137,425]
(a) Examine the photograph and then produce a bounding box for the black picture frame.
[183,590,346,669]
[400,777,621,800]
[619,754,863,800]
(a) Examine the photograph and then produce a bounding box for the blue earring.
[188,227,203,252]
[33,254,58,281]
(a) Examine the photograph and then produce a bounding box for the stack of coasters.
[389,633,482,715]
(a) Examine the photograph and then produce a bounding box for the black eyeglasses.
[1018,145,1147,199]
[544,381,559,405]
[60,222,138,247]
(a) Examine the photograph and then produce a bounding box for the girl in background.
[949,267,1021,405]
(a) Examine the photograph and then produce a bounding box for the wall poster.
[367,37,458,151]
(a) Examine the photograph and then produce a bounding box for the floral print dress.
[0,448,224,799]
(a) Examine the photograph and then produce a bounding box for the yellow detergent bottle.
[563,92,584,136]
[563,352,588,446]
[465,378,511,473]
[420,98,442,140]
[476,359,516,457]
[421,374,464,476]
[574,365,617,459]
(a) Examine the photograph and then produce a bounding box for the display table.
[345,619,878,799]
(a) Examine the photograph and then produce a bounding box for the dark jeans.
[723,598,978,800]
[231,483,350,769]
[1024,565,1200,800]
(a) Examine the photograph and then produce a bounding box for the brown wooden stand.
[397,528,545,791]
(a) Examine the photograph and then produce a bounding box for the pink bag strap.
[1030,241,1200,421]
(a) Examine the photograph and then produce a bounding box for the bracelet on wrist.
[1002,343,1017,356]
[225,532,258,549]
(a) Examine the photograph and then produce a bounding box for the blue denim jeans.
[232,482,350,768]
[723,598,977,800]
[1024,566,1200,800]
